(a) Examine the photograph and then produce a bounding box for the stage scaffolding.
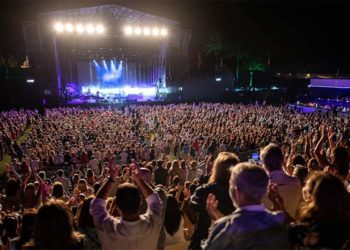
[22,4,191,98]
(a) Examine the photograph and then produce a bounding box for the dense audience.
[0,103,350,249]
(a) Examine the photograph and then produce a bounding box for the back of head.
[57,169,64,178]
[301,172,350,223]
[209,152,239,186]
[333,146,350,178]
[164,195,182,236]
[230,162,269,204]
[52,182,64,198]
[5,178,19,197]
[260,143,283,172]
[77,197,95,228]
[35,200,80,249]
[19,211,37,246]
[115,183,141,215]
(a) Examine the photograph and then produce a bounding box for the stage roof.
[38,4,179,27]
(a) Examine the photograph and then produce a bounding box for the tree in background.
[245,57,266,88]
[224,43,248,89]
[202,31,225,72]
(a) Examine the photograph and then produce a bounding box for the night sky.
[1,0,350,73]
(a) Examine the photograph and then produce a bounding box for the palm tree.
[244,57,266,88]
[202,31,225,71]
[224,43,247,88]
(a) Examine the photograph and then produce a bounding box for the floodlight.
[160,28,168,36]
[152,28,160,36]
[54,22,64,32]
[143,27,151,36]
[124,26,133,35]
[86,24,95,34]
[134,27,142,35]
[96,24,105,34]
[65,23,74,33]
[76,24,85,33]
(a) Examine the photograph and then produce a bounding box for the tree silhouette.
[245,57,266,88]
[224,43,248,88]
[202,31,225,71]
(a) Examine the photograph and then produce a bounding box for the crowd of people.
[0,103,349,249]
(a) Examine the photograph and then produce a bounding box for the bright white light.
[65,23,74,33]
[143,27,151,36]
[124,26,133,35]
[134,27,142,35]
[81,86,157,97]
[215,77,222,82]
[26,79,35,83]
[96,24,105,34]
[160,28,168,36]
[86,24,95,34]
[76,24,85,33]
[54,22,64,32]
[152,28,160,36]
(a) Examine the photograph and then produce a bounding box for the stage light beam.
[96,24,105,34]
[65,23,74,33]
[54,22,64,33]
[86,24,95,34]
[143,27,151,36]
[134,27,142,35]
[152,28,160,36]
[124,26,133,35]
[160,28,168,36]
[76,24,85,33]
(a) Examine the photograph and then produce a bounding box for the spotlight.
[65,23,74,33]
[86,24,95,34]
[54,22,64,32]
[152,28,160,36]
[96,24,105,34]
[143,27,151,36]
[134,27,142,35]
[76,24,85,33]
[160,28,168,36]
[124,26,133,35]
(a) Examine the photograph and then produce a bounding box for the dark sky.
[1,0,350,73]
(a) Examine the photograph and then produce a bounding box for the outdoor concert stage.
[22,4,191,104]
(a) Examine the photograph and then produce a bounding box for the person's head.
[307,158,320,172]
[72,174,80,185]
[18,210,37,246]
[332,146,350,178]
[34,200,82,249]
[190,161,198,170]
[86,168,94,178]
[115,183,141,218]
[5,178,19,197]
[24,183,36,197]
[300,172,350,223]
[293,165,309,186]
[172,175,180,186]
[209,152,239,186]
[157,160,164,168]
[164,195,182,236]
[260,143,283,172]
[229,162,269,207]
[2,215,18,243]
[38,171,46,180]
[52,182,64,199]
[76,196,95,228]
[77,179,87,193]
[292,155,306,166]
[57,169,64,178]
[93,182,101,195]
[171,160,180,171]
[140,167,153,185]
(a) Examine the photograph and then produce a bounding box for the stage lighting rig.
[123,25,168,38]
[53,22,105,35]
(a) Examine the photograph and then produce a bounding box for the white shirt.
[90,193,163,250]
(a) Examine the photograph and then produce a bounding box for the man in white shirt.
[260,143,302,217]
[90,165,163,250]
